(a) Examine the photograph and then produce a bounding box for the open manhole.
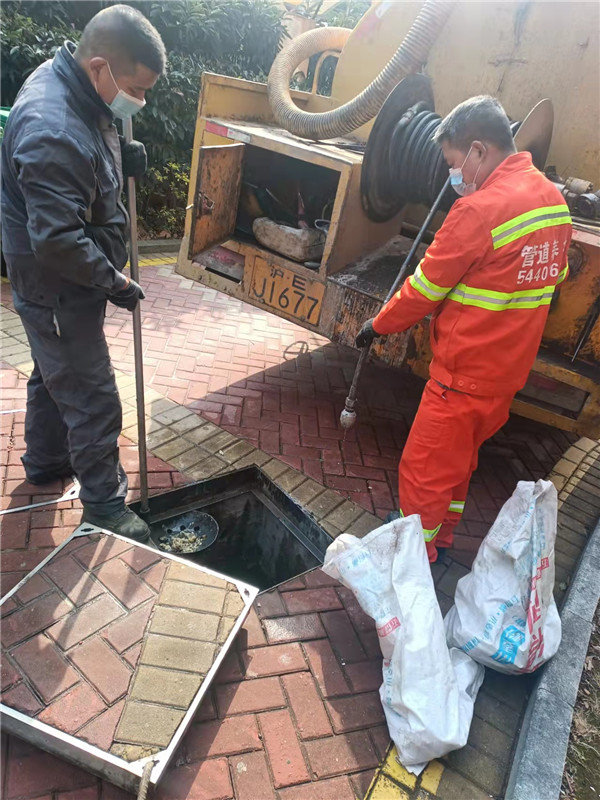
[131,465,332,592]
[0,466,331,795]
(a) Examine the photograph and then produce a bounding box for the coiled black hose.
[362,98,455,221]
[389,106,451,208]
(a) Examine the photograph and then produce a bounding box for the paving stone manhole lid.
[0,526,259,795]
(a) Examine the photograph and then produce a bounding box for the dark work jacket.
[1,42,128,306]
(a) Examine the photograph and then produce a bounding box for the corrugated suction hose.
[267,0,456,140]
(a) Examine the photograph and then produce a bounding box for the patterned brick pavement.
[0,257,591,800]
[1,261,577,570]
[0,548,521,800]
[99,265,582,564]
[0,524,539,800]
[2,534,160,743]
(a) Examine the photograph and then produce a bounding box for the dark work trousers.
[13,288,127,515]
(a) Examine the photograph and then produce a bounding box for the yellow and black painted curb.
[365,744,444,799]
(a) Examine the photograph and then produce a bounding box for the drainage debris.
[157,510,219,554]
[159,529,208,553]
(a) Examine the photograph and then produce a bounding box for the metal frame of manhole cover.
[0,524,259,795]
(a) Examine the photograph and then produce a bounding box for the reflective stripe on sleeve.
[448,500,465,514]
[491,205,571,250]
[556,265,568,285]
[408,261,452,303]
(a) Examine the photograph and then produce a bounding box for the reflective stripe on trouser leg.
[397,380,514,563]
[399,508,442,542]
[436,499,466,550]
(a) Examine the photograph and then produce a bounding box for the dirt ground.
[561,601,600,800]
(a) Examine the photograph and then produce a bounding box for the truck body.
[177,0,600,436]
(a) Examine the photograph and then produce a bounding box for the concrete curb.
[137,238,182,254]
[504,518,600,800]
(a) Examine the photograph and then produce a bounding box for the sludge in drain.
[130,466,332,591]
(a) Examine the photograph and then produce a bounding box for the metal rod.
[340,175,451,428]
[571,295,600,363]
[384,174,451,303]
[0,481,79,516]
[124,117,149,515]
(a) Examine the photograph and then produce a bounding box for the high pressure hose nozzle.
[340,407,357,430]
[339,175,451,430]
[340,346,370,430]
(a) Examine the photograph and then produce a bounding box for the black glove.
[355,318,383,348]
[119,136,147,179]
[108,277,145,311]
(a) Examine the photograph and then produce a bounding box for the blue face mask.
[110,89,146,119]
[449,146,483,197]
[102,62,146,119]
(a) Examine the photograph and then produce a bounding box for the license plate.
[249,259,324,324]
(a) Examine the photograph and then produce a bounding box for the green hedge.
[1,0,287,237]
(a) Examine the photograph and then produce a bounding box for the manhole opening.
[131,466,332,591]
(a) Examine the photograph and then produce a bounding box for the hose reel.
[361,75,555,222]
[361,74,454,222]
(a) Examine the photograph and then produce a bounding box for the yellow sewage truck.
[176,0,600,437]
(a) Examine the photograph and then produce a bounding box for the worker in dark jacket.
[1,6,165,540]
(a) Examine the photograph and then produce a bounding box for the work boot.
[385,510,401,524]
[81,506,151,542]
[433,547,448,564]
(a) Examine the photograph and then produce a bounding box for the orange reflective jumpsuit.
[373,152,572,561]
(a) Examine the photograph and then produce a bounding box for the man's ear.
[87,56,107,83]
[472,140,487,160]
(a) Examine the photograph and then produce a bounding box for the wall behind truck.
[330,0,599,185]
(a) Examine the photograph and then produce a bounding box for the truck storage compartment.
[189,139,341,272]
[237,146,338,255]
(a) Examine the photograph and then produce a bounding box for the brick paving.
[0,257,594,800]
[99,265,583,566]
[163,570,387,799]
[1,263,578,571]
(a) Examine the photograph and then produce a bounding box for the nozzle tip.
[339,408,357,429]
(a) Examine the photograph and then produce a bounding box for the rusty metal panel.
[542,229,600,365]
[189,143,245,259]
[332,284,412,370]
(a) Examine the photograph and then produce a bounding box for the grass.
[561,601,600,800]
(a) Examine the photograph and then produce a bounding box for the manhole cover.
[0,527,259,794]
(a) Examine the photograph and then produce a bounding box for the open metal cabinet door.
[188,142,245,259]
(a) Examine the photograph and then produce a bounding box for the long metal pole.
[340,175,451,429]
[124,117,149,515]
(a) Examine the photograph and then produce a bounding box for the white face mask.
[449,146,483,197]
[99,62,146,119]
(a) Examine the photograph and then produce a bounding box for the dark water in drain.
[150,490,320,591]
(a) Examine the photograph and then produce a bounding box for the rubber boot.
[385,510,401,524]
[81,506,150,542]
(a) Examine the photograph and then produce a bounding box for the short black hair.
[433,96,515,152]
[76,4,166,76]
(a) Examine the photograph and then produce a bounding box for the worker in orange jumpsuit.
[355,96,572,563]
